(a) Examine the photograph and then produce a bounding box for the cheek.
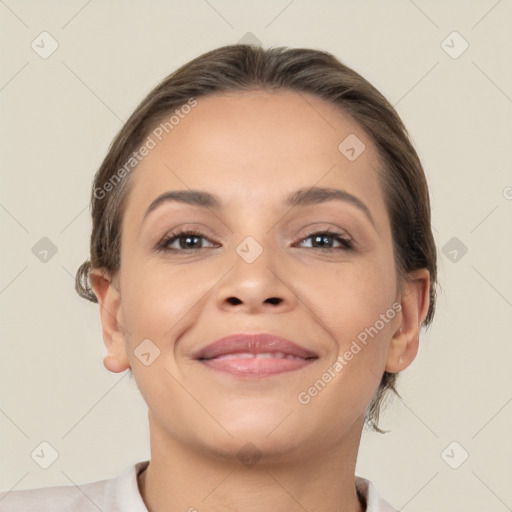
[119,258,214,342]
[296,265,396,422]
[299,255,396,330]
[294,257,397,394]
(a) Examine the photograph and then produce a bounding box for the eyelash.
[156,229,355,253]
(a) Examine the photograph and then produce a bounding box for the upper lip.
[194,333,319,360]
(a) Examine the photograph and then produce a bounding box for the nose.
[214,240,299,314]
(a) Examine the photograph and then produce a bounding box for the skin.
[91,89,430,512]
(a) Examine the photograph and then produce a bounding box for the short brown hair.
[75,44,438,433]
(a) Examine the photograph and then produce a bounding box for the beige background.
[1,1,511,510]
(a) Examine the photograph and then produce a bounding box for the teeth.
[213,351,304,360]
[217,353,254,360]
[256,352,278,359]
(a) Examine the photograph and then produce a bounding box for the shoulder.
[355,476,398,512]
[0,460,149,512]
[0,479,106,512]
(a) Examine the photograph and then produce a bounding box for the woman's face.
[100,90,415,461]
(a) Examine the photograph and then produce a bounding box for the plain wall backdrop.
[1,1,511,510]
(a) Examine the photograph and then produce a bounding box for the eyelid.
[294,226,355,250]
[156,224,355,253]
[155,227,220,253]
[158,223,219,242]
[294,222,354,241]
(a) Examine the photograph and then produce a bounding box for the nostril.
[265,297,282,305]
[227,297,242,305]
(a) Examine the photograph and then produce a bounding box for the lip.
[193,333,319,377]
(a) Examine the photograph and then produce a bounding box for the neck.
[137,416,366,512]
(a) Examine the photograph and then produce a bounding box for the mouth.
[193,332,319,378]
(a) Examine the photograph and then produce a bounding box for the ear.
[385,269,430,373]
[90,268,130,373]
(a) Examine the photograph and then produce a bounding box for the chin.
[199,431,307,467]
[202,412,311,457]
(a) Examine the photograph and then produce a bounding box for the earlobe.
[103,353,130,373]
[385,269,430,374]
[90,268,131,374]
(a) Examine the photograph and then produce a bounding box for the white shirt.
[0,460,398,511]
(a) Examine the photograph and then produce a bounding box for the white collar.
[116,461,398,512]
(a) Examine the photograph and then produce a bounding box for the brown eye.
[156,230,219,252]
[297,230,354,251]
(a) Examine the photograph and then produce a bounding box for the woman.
[0,44,436,511]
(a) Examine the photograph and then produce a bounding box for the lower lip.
[199,356,315,377]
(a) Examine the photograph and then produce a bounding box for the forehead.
[123,89,387,228]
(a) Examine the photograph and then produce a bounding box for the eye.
[156,228,354,253]
[296,229,354,251]
[156,230,220,252]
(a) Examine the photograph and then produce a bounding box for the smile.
[200,354,315,377]
[212,352,306,360]
[194,332,319,378]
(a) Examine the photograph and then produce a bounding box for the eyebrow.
[142,186,376,228]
